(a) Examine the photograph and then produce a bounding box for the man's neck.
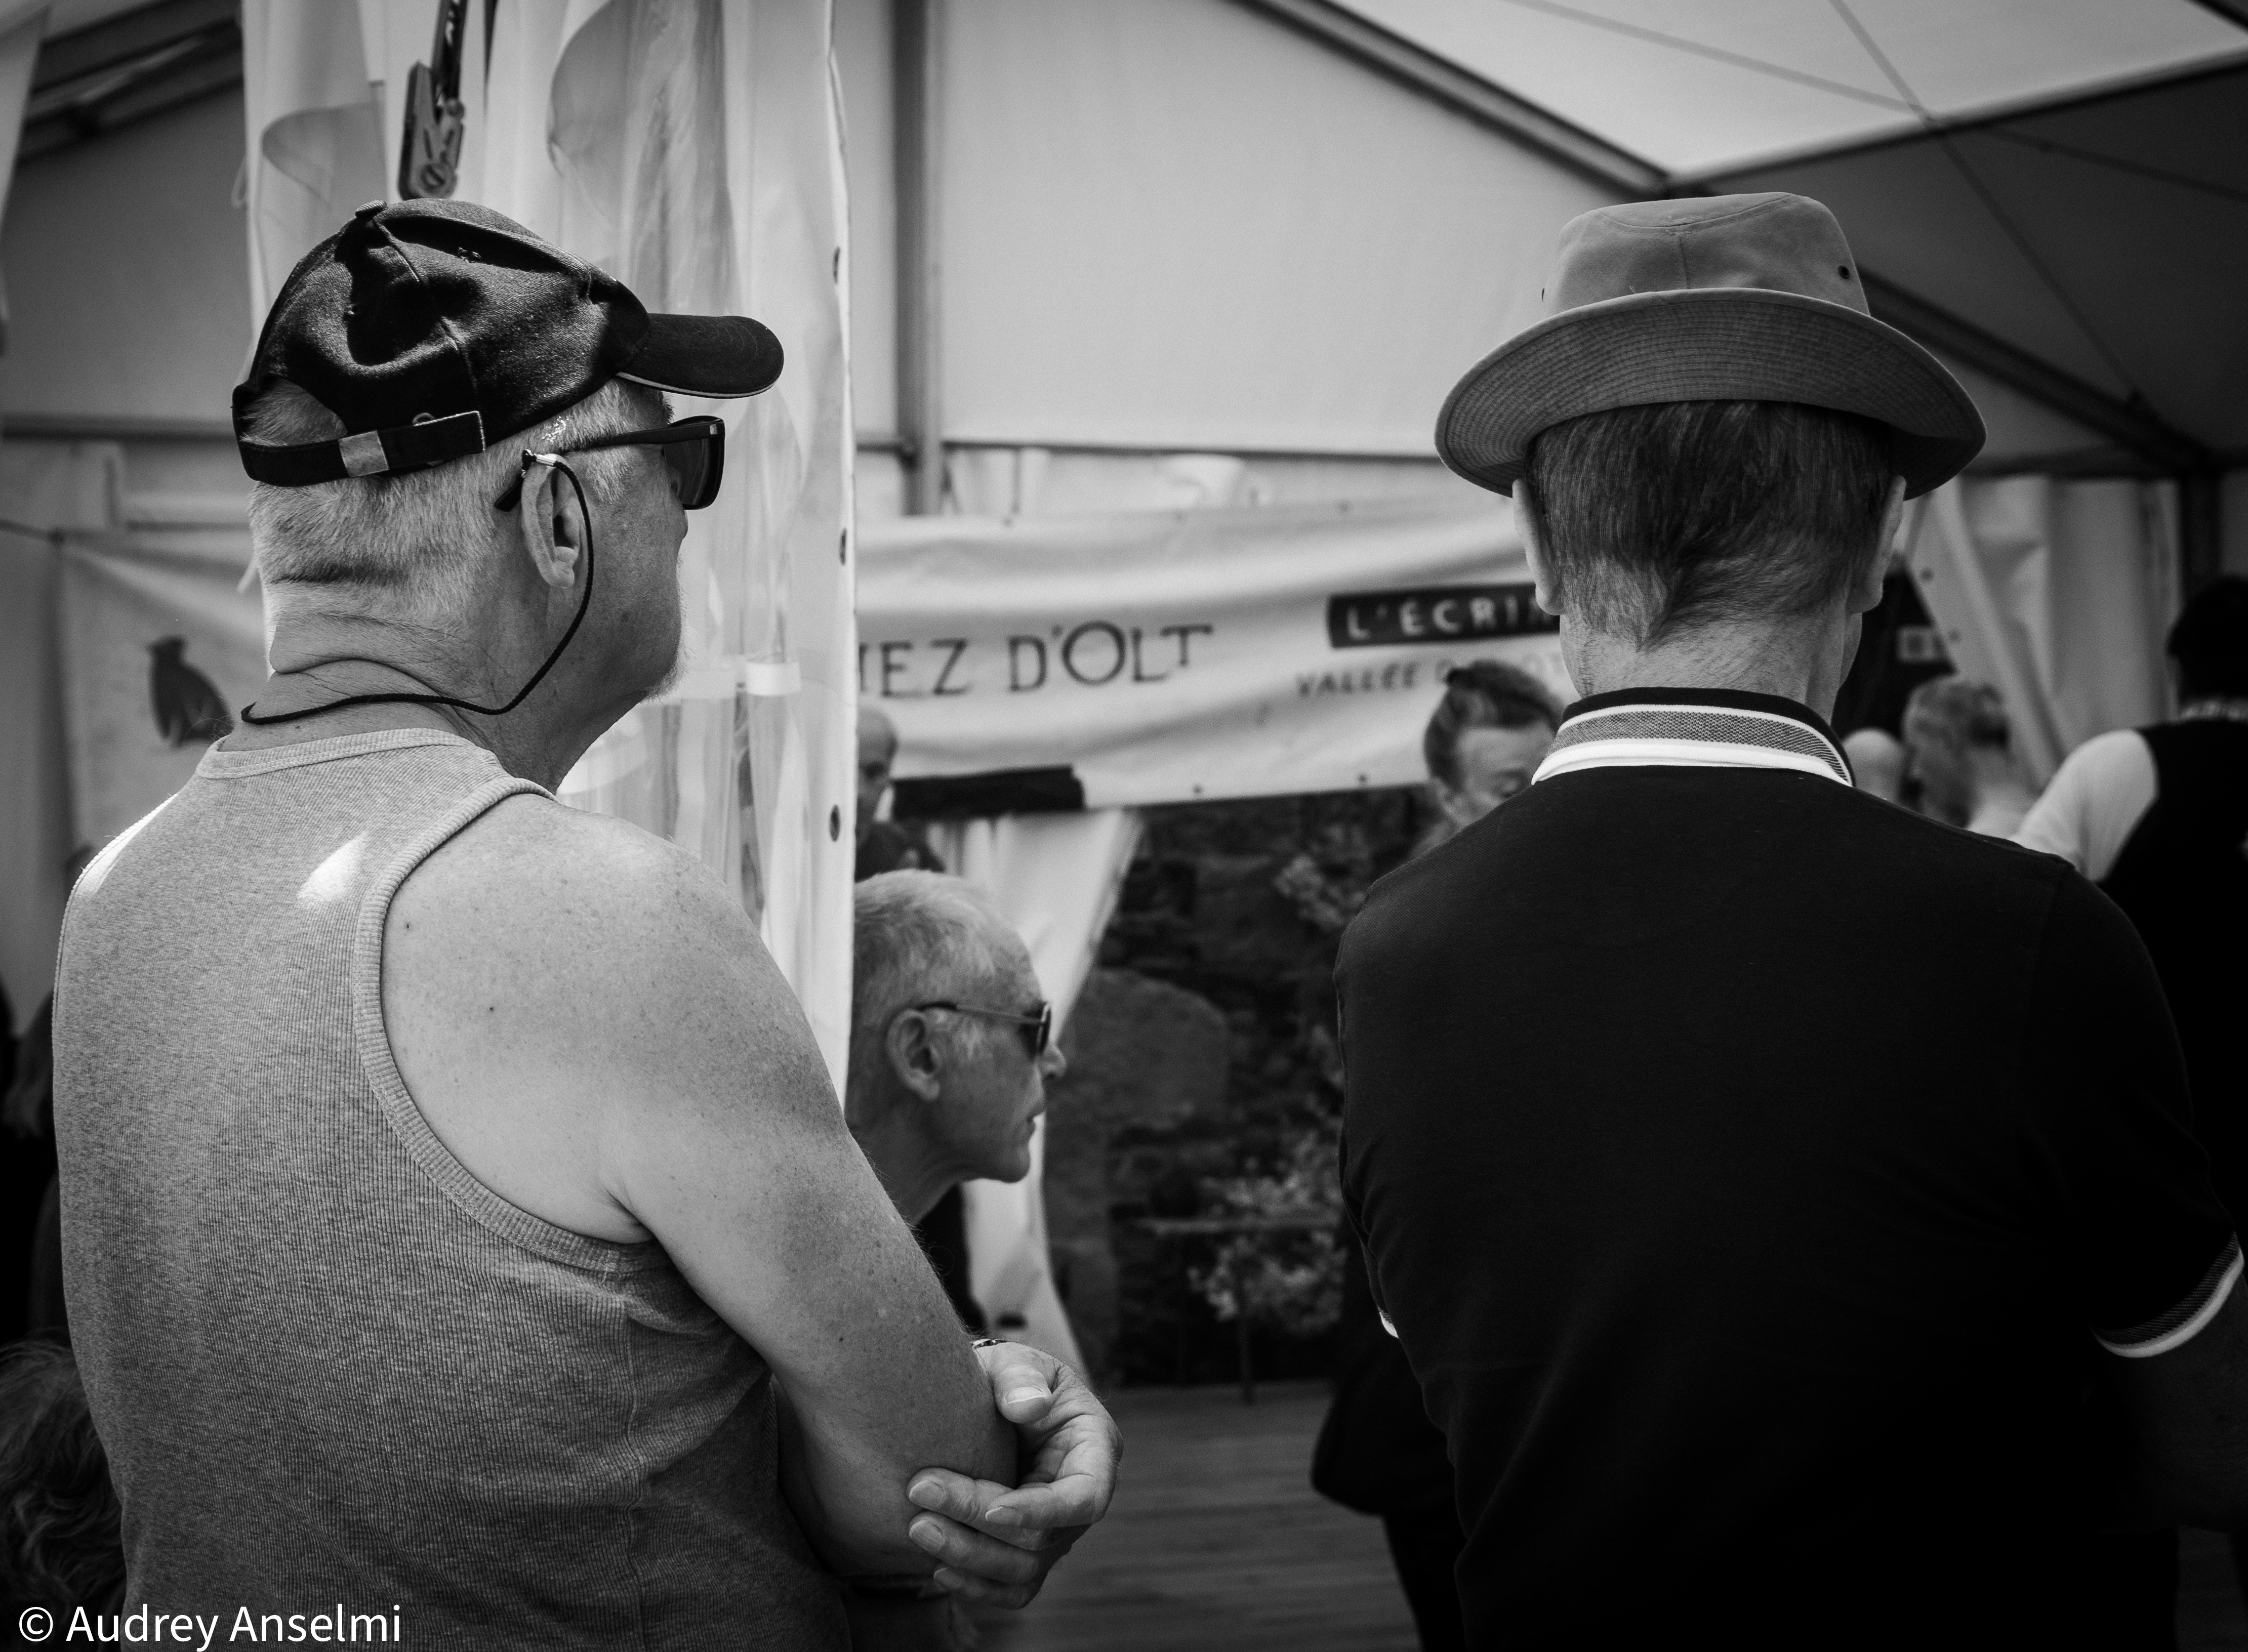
[1558,607,1857,721]
[232,612,605,790]
[847,1104,958,1226]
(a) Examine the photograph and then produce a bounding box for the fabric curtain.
[924,807,1144,1367]
[0,3,61,1032]
[1907,475,2179,786]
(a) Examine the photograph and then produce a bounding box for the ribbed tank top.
[54,729,846,1648]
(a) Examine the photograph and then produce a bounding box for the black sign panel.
[1326,583,1556,649]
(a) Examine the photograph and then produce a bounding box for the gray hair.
[850,872,1011,1094]
[242,376,664,618]
[1522,400,1894,648]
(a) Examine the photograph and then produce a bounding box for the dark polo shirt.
[1337,687,2236,1649]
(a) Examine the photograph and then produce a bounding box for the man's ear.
[885,1009,945,1103]
[1854,476,1909,614]
[1514,482,1564,616]
[512,459,585,595]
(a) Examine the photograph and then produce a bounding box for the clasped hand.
[902,1340,1122,1608]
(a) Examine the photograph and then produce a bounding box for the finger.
[986,1472,1109,1531]
[908,1511,1045,1584]
[973,1340,1058,1423]
[908,1471,1051,1547]
[931,1566,1041,1609]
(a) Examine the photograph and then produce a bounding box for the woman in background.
[1314,659,1561,1652]
[1413,662,1566,855]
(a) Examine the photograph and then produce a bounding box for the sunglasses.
[912,999,1054,1061]
[493,416,726,513]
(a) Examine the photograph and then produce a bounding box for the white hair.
[242,377,664,620]
[850,872,1013,1104]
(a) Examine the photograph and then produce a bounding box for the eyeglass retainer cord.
[238,453,594,728]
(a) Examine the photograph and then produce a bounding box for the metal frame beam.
[1226,0,1662,196]
[22,0,240,162]
[892,0,946,514]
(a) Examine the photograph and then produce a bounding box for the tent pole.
[893,0,945,516]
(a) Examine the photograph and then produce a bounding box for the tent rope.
[1825,0,2153,408]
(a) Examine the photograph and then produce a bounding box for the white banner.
[856,495,1567,811]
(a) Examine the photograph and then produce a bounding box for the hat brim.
[1435,288,1984,500]
[618,313,785,399]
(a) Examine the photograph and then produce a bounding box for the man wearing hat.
[52,201,1114,1643]
[1336,194,2248,1646]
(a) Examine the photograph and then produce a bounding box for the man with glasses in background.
[55,200,1114,1646]
[848,872,1065,1230]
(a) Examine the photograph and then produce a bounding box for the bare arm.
[386,800,1012,1575]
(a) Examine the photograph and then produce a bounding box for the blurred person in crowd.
[0,1341,125,1616]
[1414,660,1564,854]
[1312,662,1558,1651]
[1842,726,1907,804]
[843,872,1075,1650]
[53,201,1114,1642]
[1339,194,2247,1649]
[858,706,947,879]
[848,872,1064,1248]
[1905,674,2039,835]
[2018,575,2248,1609]
[853,710,977,1340]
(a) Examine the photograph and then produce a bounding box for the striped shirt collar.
[1533,688,1853,788]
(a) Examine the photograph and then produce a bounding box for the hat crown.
[256,198,646,441]
[1544,193,1868,319]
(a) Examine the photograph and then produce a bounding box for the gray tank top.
[54,729,846,1648]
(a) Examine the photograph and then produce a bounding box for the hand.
[902,1340,1122,1607]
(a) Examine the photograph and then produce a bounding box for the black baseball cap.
[233,198,783,487]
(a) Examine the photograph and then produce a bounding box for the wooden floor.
[972,1381,2248,1652]
[972,1381,1419,1652]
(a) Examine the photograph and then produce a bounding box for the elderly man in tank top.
[52,201,1116,1645]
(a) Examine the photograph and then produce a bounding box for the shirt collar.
[1532,687,1853,788]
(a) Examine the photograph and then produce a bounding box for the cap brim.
[618,313,784,398]
[1435,288,1985,500]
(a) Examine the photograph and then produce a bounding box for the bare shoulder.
[391,793,796,1023]
[384,794,839,1238]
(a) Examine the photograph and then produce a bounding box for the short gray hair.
[851,872,1010,1090]
[242,376,664,617]
[1522,400,1895,648]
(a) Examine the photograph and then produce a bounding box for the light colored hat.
[1435,193,1984,499]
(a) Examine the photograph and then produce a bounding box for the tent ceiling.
[1718,62,2248,461]
[1335,0,2247,179]
[1275,0,2248,472]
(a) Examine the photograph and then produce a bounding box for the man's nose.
[1039,1043,1068,1082]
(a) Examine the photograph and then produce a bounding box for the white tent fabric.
[1341,0,2244,180]
[0,1,44,344]
[237,0,859,1081]
[936,0,1611,458]
[925,806,1143,1368]
[856,495,1565,807]
[0,0,57,1034]
[1907,477,2180,786]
